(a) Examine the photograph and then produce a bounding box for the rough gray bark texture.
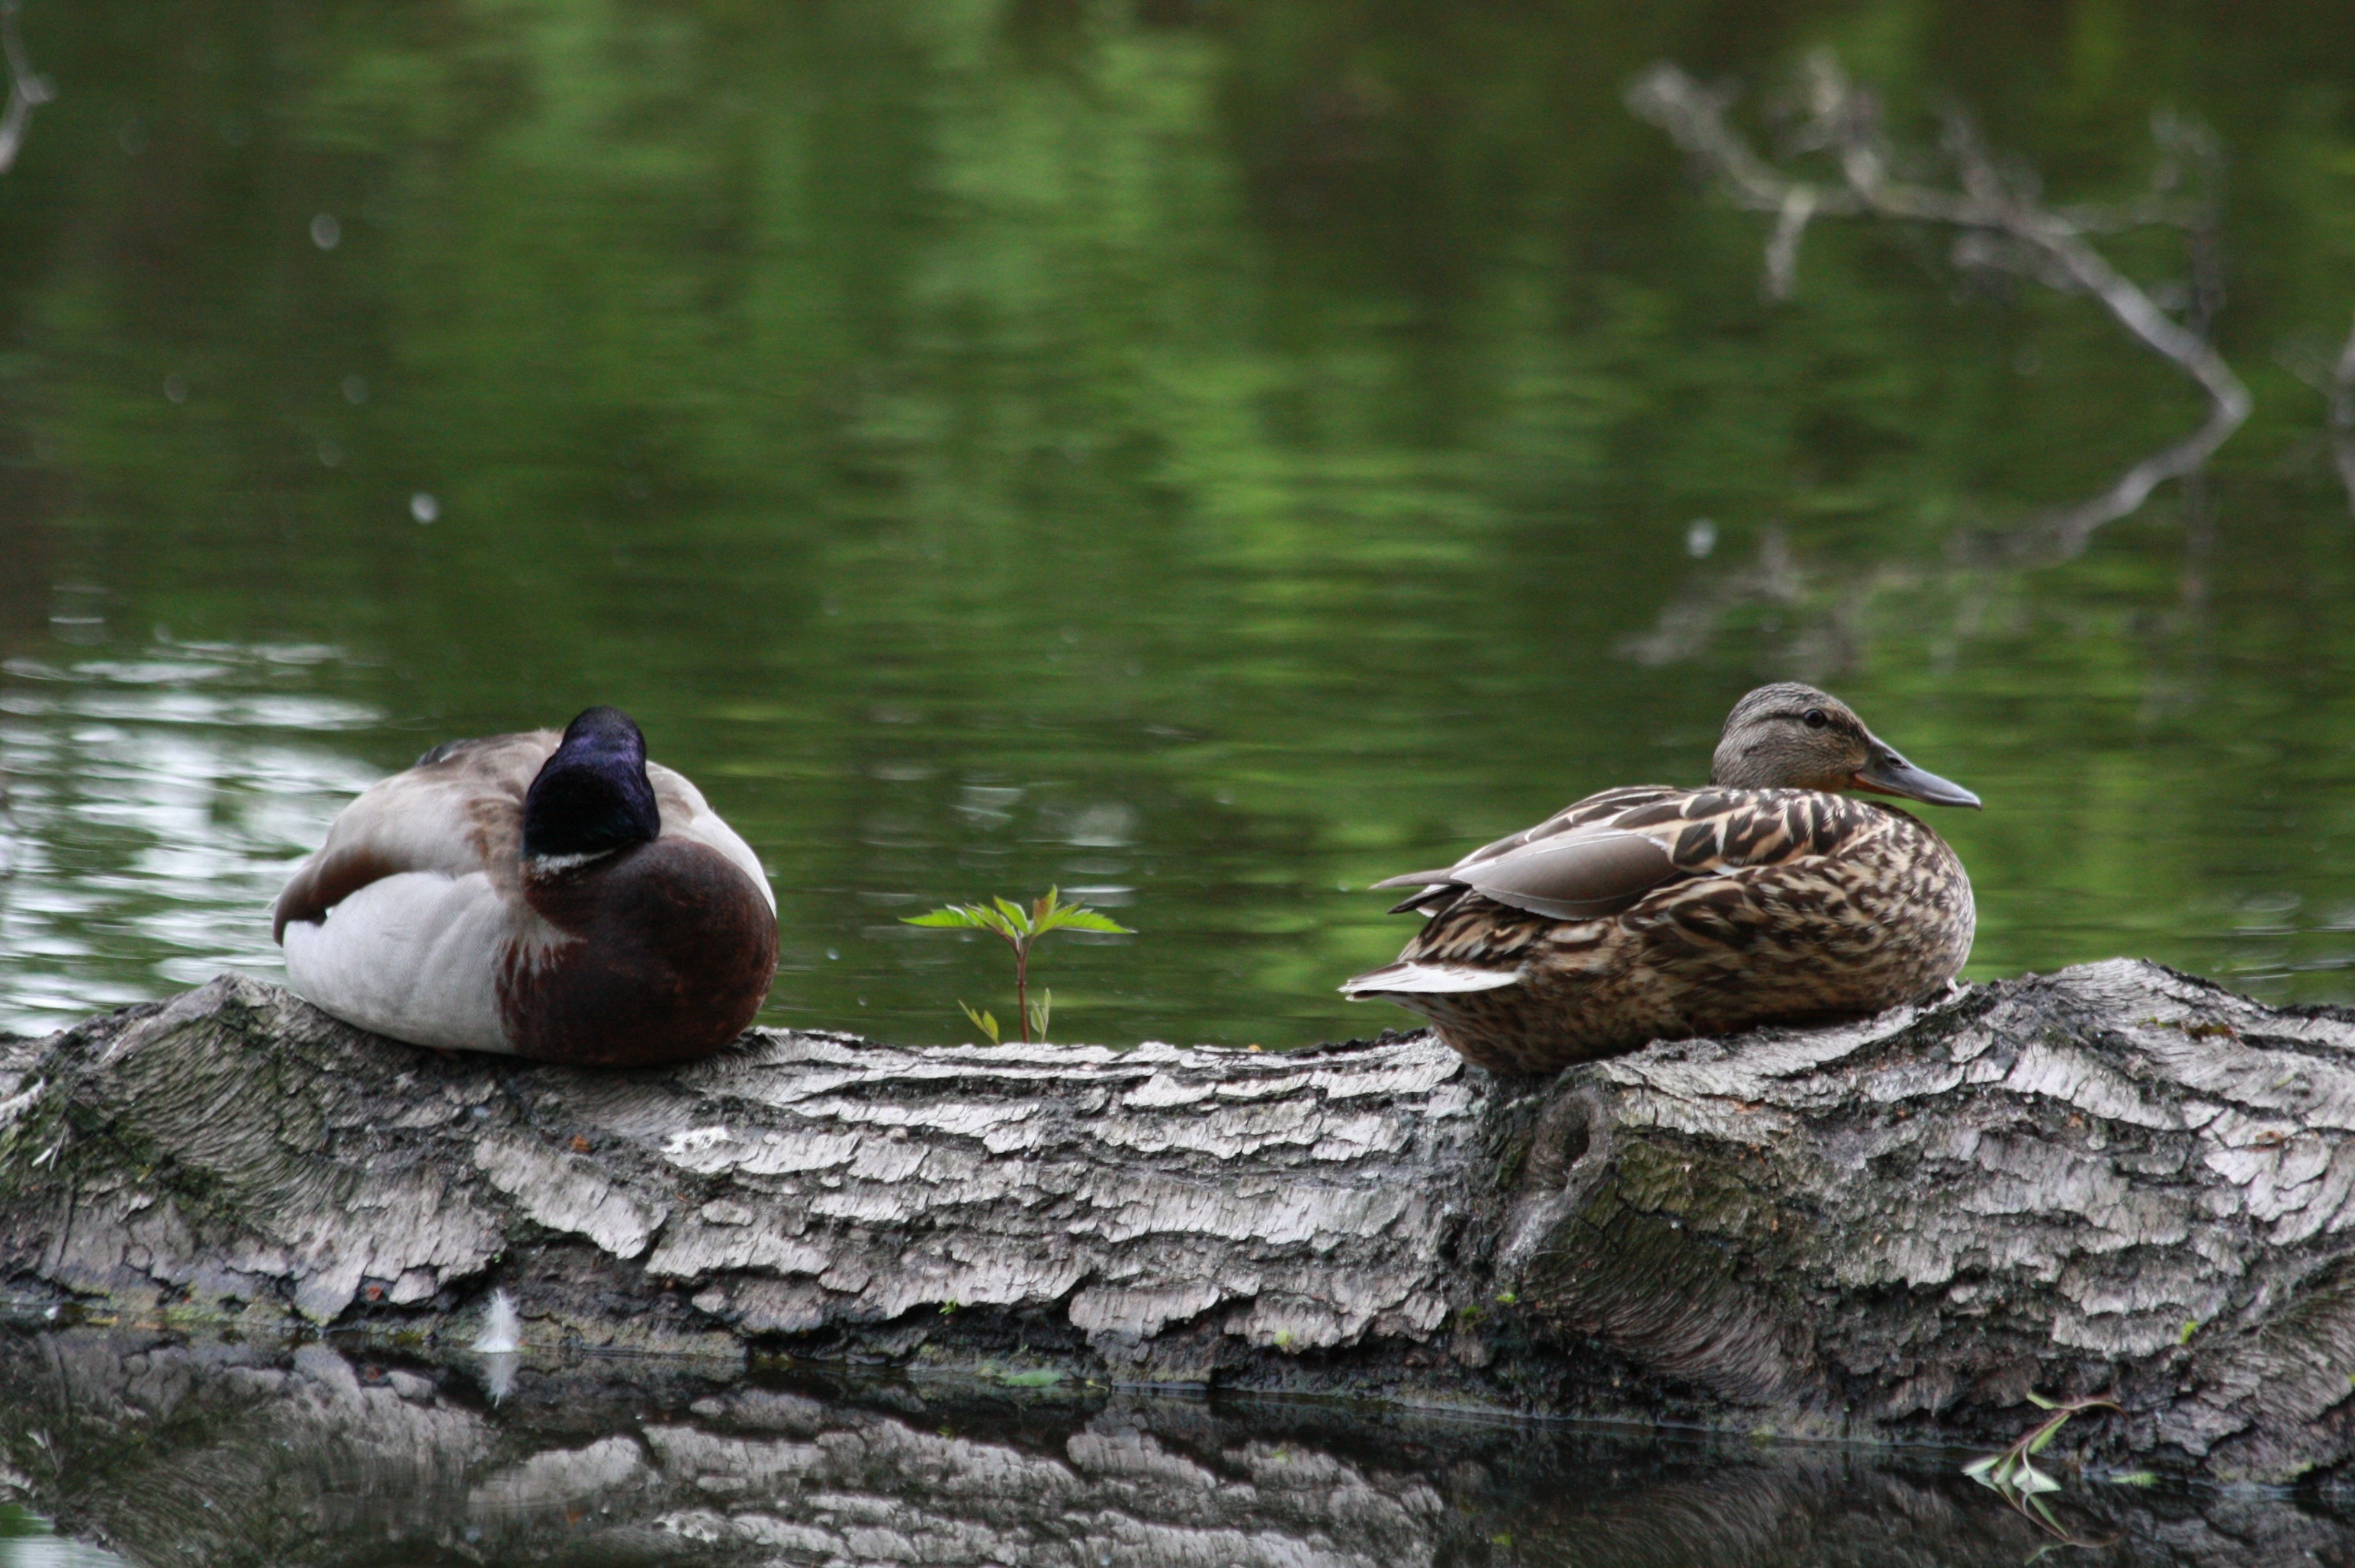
[5,1328,2350,1567]
[5,962,2355,1484]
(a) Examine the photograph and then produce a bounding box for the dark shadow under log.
[5,962,2355,1485]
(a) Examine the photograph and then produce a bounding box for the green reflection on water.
[2,1,2353,1046]
[0,1506,127,1568]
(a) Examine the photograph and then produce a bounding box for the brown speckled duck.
[1342,683,1979,1074]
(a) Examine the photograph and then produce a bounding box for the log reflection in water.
[0,1330,2347,1568]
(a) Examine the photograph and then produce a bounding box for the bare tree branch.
[0,0,53,176]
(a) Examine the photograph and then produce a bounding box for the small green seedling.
[904,887,1133,1043]
[1962,1392,2121,1537]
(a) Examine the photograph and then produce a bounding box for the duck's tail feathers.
[1341,962,1525,998]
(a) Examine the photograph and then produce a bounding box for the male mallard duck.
[1343,683,1978,1074]
[272,707,778,1066]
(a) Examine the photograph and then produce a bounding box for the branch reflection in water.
[0,1329,2344,1567]
[0,0,51,176]
[1624,54,2257,676]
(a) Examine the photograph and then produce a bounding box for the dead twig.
[0,0,53,175]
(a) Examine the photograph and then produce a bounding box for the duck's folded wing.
[1438,829,1679,919]
[649,763,776,914]
[1373,827,1679,920]
[271,732,551,941]
[1370,786,1685,909]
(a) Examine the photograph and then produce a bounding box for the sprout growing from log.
[1963,1392,2121,1539]
[903,887,1133,1044]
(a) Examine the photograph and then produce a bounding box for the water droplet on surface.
[342,374,368,404]
[409,492,439,524]
[310,213,341,250]
[163,375,188,404]
[1685,519,1717,558]
[317,439,341,468]
[118,119,147,156]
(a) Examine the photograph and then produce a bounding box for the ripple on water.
[0,645,380,1036]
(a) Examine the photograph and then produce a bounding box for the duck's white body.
[275,727,776,1062]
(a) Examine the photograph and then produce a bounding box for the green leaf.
[991,895,1033,932]
[2023,1390,2057,1409]
[2014,1458,2061,1494]
[2026,1412,2074,1454]
[1961,1454,2002,1480]
[904,908,984,928]
[1027,988,1052,1043]
[999,1368,1064,1387]
[1048,909,1134,934]
[958,1002,1001,1046]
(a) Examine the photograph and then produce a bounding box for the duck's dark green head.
[1710,683,1981,808]
[523,706,663,862]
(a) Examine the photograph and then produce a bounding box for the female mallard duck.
[272,707,778,1067]
[1343,683,1979,1074]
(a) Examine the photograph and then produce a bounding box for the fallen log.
[4,962,2355,1484]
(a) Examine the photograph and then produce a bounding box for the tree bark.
[4,961,2355,1484]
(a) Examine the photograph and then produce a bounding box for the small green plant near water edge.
[1963,1392,2122,1541]
[904,887,1133,1044]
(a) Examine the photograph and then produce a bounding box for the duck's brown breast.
[503,837,779,1067]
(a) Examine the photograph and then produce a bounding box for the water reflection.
[0,1515,127,1568]
[0,1329,2342,1568]
[4,1,2355,1046]
[0,644,378,1033]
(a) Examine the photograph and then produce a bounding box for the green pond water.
[5,1,2355,1051]
[5,2,2355,1556]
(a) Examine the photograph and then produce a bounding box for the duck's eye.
[1802,708,1829,729]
